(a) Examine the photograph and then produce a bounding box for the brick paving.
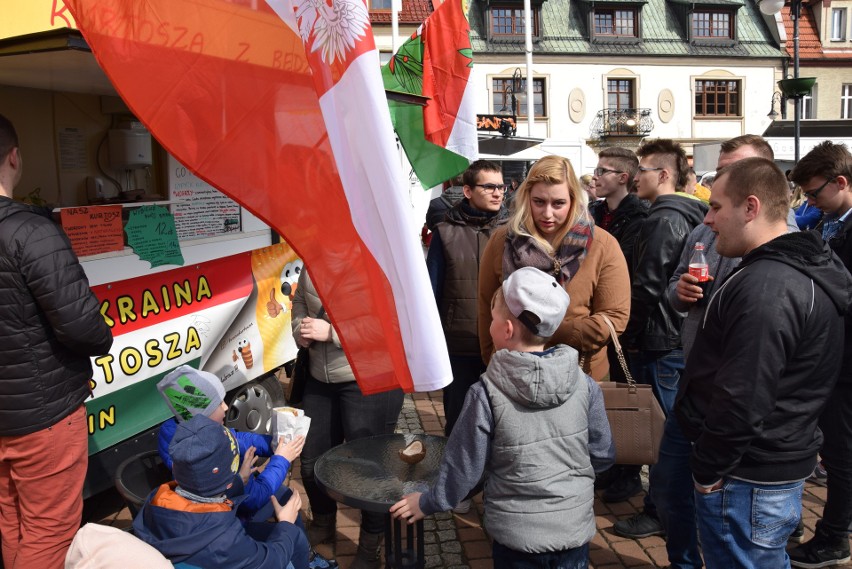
[90,385,845,569]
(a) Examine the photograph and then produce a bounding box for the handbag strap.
[600,315,635,388]
[577,315,635,388]
[316,306,326,319]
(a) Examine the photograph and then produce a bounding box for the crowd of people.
[0,104,850,569]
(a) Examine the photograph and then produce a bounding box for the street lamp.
[767,91,784,119]
[758,0,816,163]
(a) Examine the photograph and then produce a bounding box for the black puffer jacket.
[676,231,852,484]
[0,197,113,436]
[621,194,707,351]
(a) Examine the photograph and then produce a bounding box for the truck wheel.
[225,374,286,435]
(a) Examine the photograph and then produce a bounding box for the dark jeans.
[627,349,685,518]
[650,414,703,569]
[492,540,589,569]
[443,356,485,436]
[817,383,852,539]
[300,378,404,534]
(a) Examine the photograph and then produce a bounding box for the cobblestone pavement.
[91,387,846,569]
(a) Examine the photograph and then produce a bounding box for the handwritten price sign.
[60,205,125,258]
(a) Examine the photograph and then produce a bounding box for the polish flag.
[63,0,451,394]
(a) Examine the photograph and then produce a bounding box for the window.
[692,11,733,39]
[490,6,539,36]
[803,85,816,119]
[607,79,635,110]
[694,79,740,117]
[492,77,546,118]
[843,84,852,119]
[370,0,392,10]
[594,9,637,37]
[831,8,847,41]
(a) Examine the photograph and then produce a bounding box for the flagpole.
[524,0,534,136]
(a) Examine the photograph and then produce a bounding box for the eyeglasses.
[593,167,623,177]
[637,166,664,173]
[803,177,836,199]
[475,183,509,195]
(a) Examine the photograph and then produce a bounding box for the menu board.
[60,205,124,257]
[168,155,241,240]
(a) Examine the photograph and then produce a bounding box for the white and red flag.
[63,0,451,394]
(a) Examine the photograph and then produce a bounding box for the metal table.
[314,433,447,569]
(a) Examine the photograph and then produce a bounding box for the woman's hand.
[389,493,424,524]
[238,446,259,484]
[299,316,332,344]
[272,491,302,524]
[275,435,306,462]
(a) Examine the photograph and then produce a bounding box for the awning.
[478,135,545,157]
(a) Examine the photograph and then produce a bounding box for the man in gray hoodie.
[390,267,614,567]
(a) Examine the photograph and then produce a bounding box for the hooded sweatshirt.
[418,345,614,553]
[676,231,852,485]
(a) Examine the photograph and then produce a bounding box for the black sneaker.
[789,529,851,568]
[613,511,665,538]
[594,467,618,491]
[789,520,805,544]
[602,470,642,503]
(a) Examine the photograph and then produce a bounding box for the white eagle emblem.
[293,0,370,65]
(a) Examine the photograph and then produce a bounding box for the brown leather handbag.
[594,315,666,465]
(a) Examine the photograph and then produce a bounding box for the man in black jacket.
[676,157,852,569]
[605,140,706,503]
[589,146,647,277]
[788,142,852,569]
[0,114,113,568]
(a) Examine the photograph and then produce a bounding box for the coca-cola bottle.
[688,242,710,297]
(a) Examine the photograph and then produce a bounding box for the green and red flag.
[382,0,476,189]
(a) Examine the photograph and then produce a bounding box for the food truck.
[0,2,303,495]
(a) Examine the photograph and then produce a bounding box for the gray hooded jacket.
[419,345,614,553]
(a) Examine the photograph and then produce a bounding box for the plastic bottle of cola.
[688,242,710,294]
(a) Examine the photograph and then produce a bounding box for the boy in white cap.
[134,414,310,568]
[390,267,615,568]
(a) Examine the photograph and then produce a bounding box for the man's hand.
[694,479,724,495]
[239,446,259,484]
[389,493,424,524]
[275,435,305,462]
[676,273,712,304]
[272,491,302,524]
[299,316,332,343]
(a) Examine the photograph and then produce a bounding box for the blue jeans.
[627,349,684,417]
[694,478,803,569]
[492,540,588,569]
[627,349,685,517]
[650,415,702,569]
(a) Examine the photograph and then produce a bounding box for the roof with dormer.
[468,0,786,58]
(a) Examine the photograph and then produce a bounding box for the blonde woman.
[478,155,630,380]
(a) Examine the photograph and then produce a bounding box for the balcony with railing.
[590,108,654,139]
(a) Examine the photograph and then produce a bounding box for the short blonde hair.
[491,288,548,345]
[509,156,589,254]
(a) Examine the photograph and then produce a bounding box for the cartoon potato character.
[237,338,253,369]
